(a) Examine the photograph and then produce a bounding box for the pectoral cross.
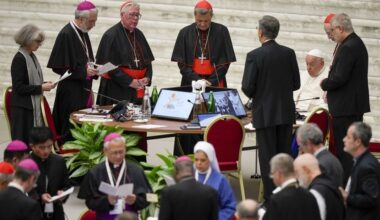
[199,53,206,64]
[134,57,140,67]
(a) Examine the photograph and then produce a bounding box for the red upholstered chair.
[204,115,246,200]
[304,107,337,155]
[78,209,96,220]
[3,86,12,136]
[40,96,77,155]
[369,142,380,161]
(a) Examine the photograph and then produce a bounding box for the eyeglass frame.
[127,13,142,19]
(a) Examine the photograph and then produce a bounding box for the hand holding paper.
[54,71,72,85]
[47,187,74,202]
[97,62,118,75]
[99,181,134,197]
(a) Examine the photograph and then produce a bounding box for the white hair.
[103,136,126,149]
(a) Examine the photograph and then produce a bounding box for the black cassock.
[77,161,151,219]
[47,23,96,143]
[29,153,71,220]
[171,22,236,87]
[96,22,154,105]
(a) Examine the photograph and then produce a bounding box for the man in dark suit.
[0,159,43,220]
[242,15,300,202]
[159,156,218,220]
[296,123,344,187]
[321,13,370,183]
[263,153,320,220]
[294,153,345,220]
[340,122,380,220]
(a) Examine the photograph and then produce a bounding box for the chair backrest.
[78,209,96,220]
[204,115,245,172]
[369,142,380,161]
[41,96,59,141]
[304,107,330,143]
[3,86,12,136]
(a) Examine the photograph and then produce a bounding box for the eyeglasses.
[128,13,142,19]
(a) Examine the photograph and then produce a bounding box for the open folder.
[98,181,134,197]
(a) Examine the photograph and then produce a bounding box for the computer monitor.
[197,113,221,127]
[152,89,196,121]
[202,89,247,118]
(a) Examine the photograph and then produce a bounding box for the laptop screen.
[197,113,221,127]
[202,89,247,117]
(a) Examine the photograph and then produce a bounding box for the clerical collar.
[72,20,85,34]
[9,181,25,194]
[108,160,121,169]
[273,178,297,194]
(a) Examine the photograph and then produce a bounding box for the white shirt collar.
[273,178,297,194]
[8,181,25,194]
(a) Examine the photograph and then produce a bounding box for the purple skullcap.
[0,162,15,174]
[18,159,39,172]
[175,156,192,164]
[104,133,122,143]
[77,0,96,11]
[6,140,28,152]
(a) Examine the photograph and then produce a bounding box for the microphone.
[84,88,121,103]
[295,97,320,102]
[187,99,194,105]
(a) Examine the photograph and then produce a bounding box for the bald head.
[236,199,259,220]
[294,154,321,188]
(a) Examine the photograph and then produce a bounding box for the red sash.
[192,59,224,87]
[102,66,147,98]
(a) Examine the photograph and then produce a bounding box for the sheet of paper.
[116,183,134,197]
[99,182,134,197]
[99,181,118,196]
[48,187,74,202]
[244,123,255,131]
[98,62,118,75]
[131,124,167,129]
[54,71,72,84]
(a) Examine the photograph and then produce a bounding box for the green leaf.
[126,147,147,156]
[140,162,156,168]
[71,129,90,143]
[69,166,89,178]
[89,152,102,160]
[62,143,84,150]
[65,154,79,168]
[124,134,141,147]
[156,153,174,167]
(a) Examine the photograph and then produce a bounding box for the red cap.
[0,162,15,175]
[77,1,96,11]
[324,13,336,24]
[195,0,212,10]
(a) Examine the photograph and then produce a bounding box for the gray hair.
[0,173,13,184]
[120,2,140,14]
[75,8,98,19]
[14,24,45,47]
[270,153,294,177]
[174,160,194,175]
[330,13,354,33]
[258,15,280,40]
[103,136,126,149]
[351,122,372,147]
[236,199,259,219]
[296,123,324,146]
[194,8,213,16]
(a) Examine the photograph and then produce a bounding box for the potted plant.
[62,120,146,178]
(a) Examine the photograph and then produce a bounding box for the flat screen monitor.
[152,89,196,121]
[197,113,221,127]
[202,89,247,118]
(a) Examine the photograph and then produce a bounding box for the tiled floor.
[0,113,261,219]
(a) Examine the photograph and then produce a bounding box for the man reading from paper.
[96,1,154,105]
[78,133,151,219]
[171,0,236,87]
[294,49,328,112]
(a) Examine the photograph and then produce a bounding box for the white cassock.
[294,66,329,112]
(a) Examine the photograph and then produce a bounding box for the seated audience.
[78,133,152,219]
[3,140,30,167]
[340,122,380,220]
[296,123,344,187]
[159,156,218,220]
[294,49,328,112]
[0,159,43,219]
[29,127,71,220]
[235,199,260,220]
[263,153,320,220]
[0,162,15,190]
[194,141,237,220]
[294,153,345,220]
